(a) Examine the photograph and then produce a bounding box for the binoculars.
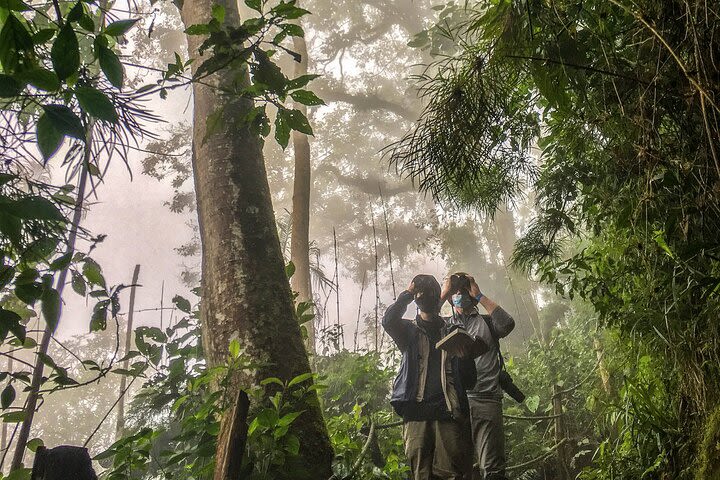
[449,273,471,292]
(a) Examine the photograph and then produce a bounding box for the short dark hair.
[412,274,441,313]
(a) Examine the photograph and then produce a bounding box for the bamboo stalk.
[371,211,380,353]
[115,264,141,437]
[354,271,367,352]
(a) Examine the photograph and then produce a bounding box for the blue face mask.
[452,293,472,309]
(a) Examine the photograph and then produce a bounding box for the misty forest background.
[1,0,719,479]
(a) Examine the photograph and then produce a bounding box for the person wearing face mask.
[382,274,477,480]
[441,273,516,480]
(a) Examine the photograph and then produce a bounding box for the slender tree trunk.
[552,384,571,480]
[11,133,91,472]
[116,264,140,438]
[289,25,315,354]
[594,337,613,397]
[177,1,333,478]
[493,208,543,342]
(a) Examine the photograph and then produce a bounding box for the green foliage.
[395,0,720,477]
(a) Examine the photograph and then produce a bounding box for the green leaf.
[67,2,84,22]
[98,45,123,88]
[17,68,61,92]
[11,196,64,221]
[274,108,291,149]
[283,108,312,135]
[260,377,283,386]
[172,295,191,313]
[278,411,302,427]
[75,86,118,122]
[0,0,31,11]
[49,252,72,271]
[280,23,304,38]
[42,104,85,139]
[255,408,279,428]
[26,438,43,452]
[78,14,95,32]
[0,74,21,97]
[36,112,64,161]
[51,23,80,81]
[41,287,61,332]
[287,371,313,387]
[253,49,286,91]
[0,265,15,290]
[290,89,324,106]
[211,4,225,23]
[0,14,33,70]
[2,410,26,423]
[71,271,86,296]
[245,0,261,11]
[286,74,319,89]
[271,2,310,20]
[1,384,15,409]
[32,28,55,44]
[184,24,210,35]
[284,434,300,455]
[285,261,295,279]
[229,338,240,358]
[90,303,107,331]
[104,19,138,37]
[82,259,105,287]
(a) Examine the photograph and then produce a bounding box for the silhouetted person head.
[411,274,442,314]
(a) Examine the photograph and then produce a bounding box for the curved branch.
[314,84,419,121]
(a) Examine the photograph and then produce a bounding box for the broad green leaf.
[229,338,240,358]
[287,371,313,387]
[17,68,61,92]
[71,271,86,296]
[78,14,95,32]
[41,287,61,332]
[104,18,138,37]
[42,104,85,139]
[245,0,261,12]
[286,74,319,89]
[285,261,295,279]
[90,304,107,331]
[2,410,26,423]
[253,49,286,91]
[49,252,72,271]
[0,14,33,70]
[0,265,15,290]
[270,2,310,20]
[172,295,191,313]
[255,408,278,428]
[51,23,80,80]
[280,23,304,38]
[36,113,64,161]
[82,259,106,287]
[274,108,291,149]
[98,45,123,88]
[1,384,15,409]
[66,1,83,22]
[283,108,312,135]
[26,438,43,452]
[75,86,118,122]
[184,24,210,35]
[0,310,22,341]
[290,89,324,106]
[11,196,64,221]
[32,28,55,44]
[0,0,30,11]
[0,74,21,97]
[211,4,225,23]
[278,411,302,427]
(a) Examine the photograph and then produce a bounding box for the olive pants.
[403,418,473,480]
[468,397,507,480]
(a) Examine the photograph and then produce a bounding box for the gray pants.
[468,397,506,480]
[403,418,473,480]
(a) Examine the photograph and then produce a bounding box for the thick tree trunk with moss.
[177,0,333,477]
[289,27,315,354]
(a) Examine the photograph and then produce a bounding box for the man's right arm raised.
[382,290,415,351]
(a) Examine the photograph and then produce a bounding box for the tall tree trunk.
[116,264,140,438]
[176,1,333,478]
[289,25,315,354]
[493,208,543,342]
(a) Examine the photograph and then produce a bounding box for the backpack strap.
[482,315,506,370]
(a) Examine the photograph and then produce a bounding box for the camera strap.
[482,315,506,371]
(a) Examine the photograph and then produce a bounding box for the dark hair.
[412,274,441,313]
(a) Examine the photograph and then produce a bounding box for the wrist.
[475,293,484,302]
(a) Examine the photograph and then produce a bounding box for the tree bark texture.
[289,27,315,353]
[116,264,140,438]
[177,1,333,478]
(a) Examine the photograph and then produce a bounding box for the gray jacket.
[446,306,515,399]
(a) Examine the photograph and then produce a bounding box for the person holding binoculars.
[442,273,517,480]
[382,274,477,480]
